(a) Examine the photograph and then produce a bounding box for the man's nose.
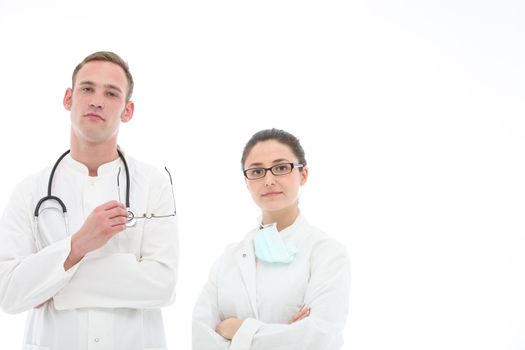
[89,93,104,109]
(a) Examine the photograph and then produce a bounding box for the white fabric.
[0,154,178,350]
[192,215,350,349]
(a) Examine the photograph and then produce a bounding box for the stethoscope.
[34,149,137,229]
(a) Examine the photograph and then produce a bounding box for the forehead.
[245,140,296,166]
[75,61,128,90]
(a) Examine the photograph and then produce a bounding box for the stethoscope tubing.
[34,149,132,220]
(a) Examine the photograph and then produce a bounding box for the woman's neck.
[261,206,299,232]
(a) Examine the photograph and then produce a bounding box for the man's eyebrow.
[78,81,123,93]
[78,81,95,86]
[104,84,123,93]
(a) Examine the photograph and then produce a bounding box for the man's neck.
[70,138,119,177]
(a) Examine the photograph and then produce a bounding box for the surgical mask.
[253,223,297,264]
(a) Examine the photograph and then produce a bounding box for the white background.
[0,0,524,349]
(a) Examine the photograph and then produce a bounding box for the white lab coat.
[0,154,178,350]
[192,214,350,349]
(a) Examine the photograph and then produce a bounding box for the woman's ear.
[300,167,308,186]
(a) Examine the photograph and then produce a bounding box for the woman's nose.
[263,170,276,186]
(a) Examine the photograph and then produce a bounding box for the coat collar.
[63,153,123,177]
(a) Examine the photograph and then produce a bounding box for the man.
[0,51,178,349]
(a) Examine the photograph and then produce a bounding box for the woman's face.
[243,139,308,215]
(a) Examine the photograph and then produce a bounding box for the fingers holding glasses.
[70,201,128,260]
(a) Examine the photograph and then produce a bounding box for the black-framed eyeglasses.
[243,163,304,180]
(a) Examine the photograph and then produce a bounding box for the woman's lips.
[262,191,282,197]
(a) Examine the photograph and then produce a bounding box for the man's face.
[64,60,134,145]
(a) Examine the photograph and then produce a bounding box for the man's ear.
[121,100,134,123]
[63,88,73,111]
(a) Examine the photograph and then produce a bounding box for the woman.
[192,128,350,349]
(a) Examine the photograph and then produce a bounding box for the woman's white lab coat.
[0,154,178,350]
[192,214,350,349]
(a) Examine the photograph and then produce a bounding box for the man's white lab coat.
[0,154,178,350]
[192,215,350,349]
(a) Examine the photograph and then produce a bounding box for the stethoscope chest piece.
[126,209,136,227]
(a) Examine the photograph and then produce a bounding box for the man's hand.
[216,317,243,340]
[64,201,128,270]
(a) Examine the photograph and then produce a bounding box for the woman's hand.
[290,304,311,323]
[215,305,310,340]
[216,317,243,340]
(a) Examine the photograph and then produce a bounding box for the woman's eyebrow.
[246,158,291,168]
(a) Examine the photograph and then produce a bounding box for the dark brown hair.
[241,128,307,169]
[72,51,134,101]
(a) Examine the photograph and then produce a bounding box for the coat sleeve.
[52,168,179,310]
[192,258,231,350]
[230,239,350,350]
[0,181,79,314]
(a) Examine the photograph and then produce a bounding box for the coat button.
[242,253,246,258]
[94,338,100,342]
